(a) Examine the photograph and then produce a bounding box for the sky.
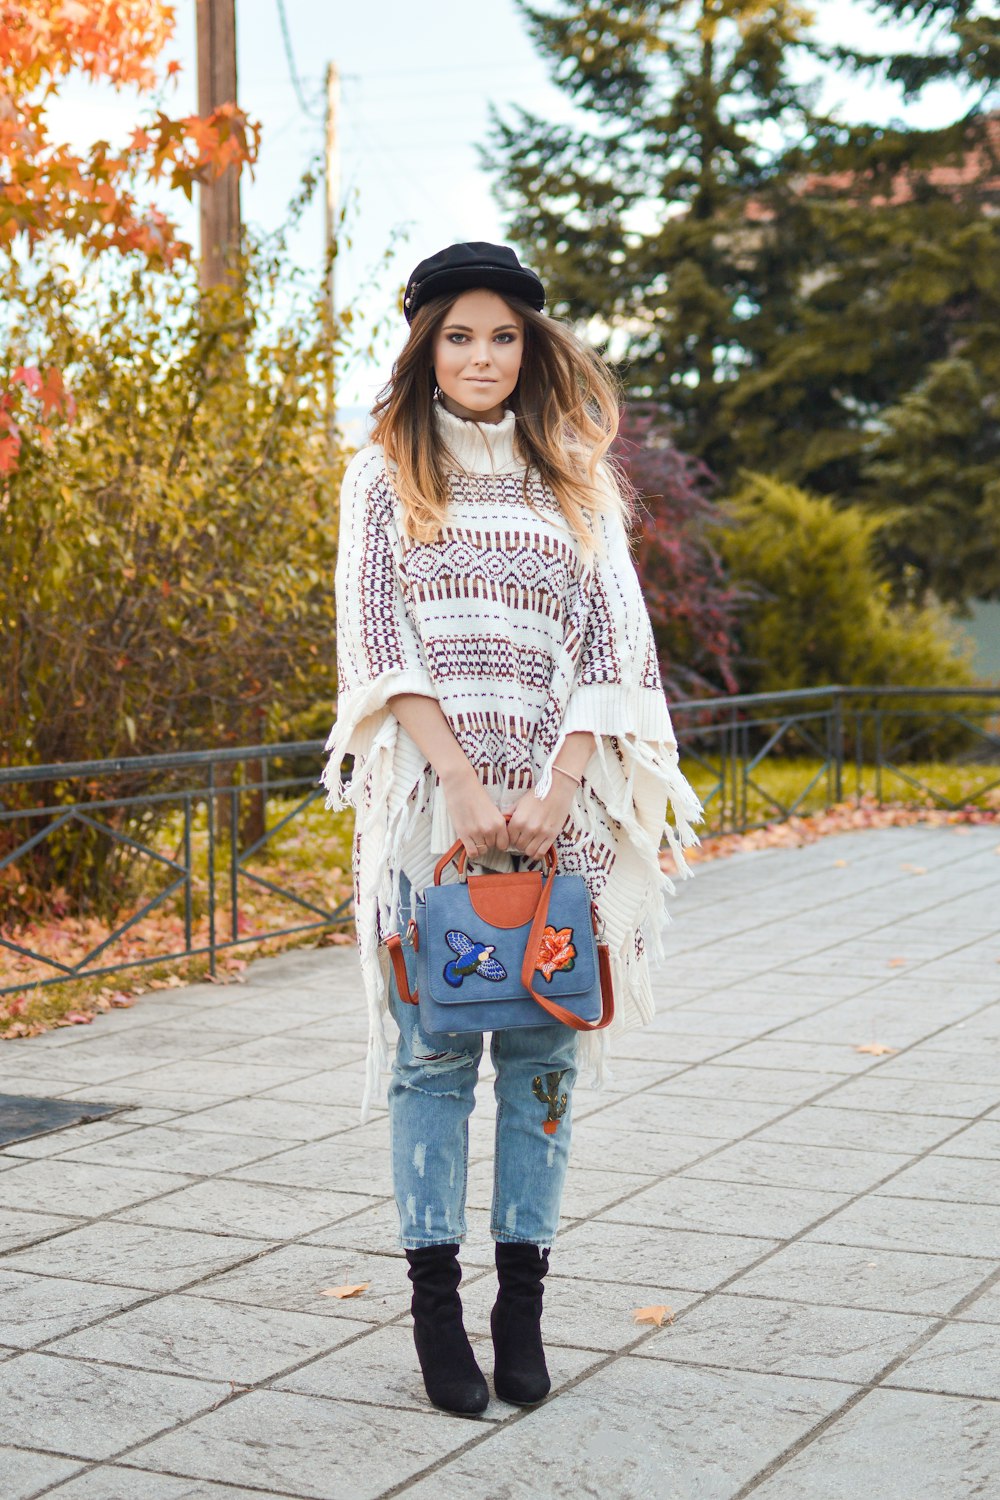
[45,0,978,410]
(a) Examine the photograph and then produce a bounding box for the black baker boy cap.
[403,241,546,325]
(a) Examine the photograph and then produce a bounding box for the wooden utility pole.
[324,61,340,439]
[197,0,241,288]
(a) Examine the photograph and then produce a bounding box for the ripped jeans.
[387,871,579,1251]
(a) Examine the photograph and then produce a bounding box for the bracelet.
[552,764,582,788]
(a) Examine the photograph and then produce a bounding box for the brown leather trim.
[466,871,542,926]
[384,933,418,1005]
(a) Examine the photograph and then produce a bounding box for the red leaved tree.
[0,0,260,471]
[611,406,747,701]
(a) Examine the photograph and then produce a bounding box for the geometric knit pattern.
[323,400,705,1120]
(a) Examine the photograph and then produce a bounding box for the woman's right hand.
[439,762,510,858]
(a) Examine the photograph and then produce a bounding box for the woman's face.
[433,288,524,424]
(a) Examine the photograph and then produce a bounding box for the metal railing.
[2,685,998,997]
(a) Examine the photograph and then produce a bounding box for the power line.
[275,0,323,119]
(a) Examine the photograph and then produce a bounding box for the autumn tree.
[0,0,259,470]
[611,407,748,700]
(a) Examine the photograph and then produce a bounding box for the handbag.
[383,814,615,1036]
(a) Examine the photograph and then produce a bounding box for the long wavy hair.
[369,292,631,558]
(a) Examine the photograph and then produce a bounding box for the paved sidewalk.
[1,824,999,1499]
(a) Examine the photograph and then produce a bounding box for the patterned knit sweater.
[322,401,705,1118]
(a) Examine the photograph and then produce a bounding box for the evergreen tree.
[485,0,829,464]
[490,1,1000,596]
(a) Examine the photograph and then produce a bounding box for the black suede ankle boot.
[491,1241,551,1405]
[405,1243,489,1416]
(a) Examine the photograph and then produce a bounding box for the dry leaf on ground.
[887,958,909,968]
[832,859,849,868]
[633,1304,674,1327]
[320,1282,370,1299]
[855,1042,898,1056]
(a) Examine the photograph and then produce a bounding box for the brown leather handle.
[518,866,615,1031]
[433,811,557,886]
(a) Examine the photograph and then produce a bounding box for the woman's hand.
[505,775,576,863]
[440,762,510,859]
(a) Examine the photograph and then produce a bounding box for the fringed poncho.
[322,402,705,1119]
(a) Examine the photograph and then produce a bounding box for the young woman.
[322,241,703,1417]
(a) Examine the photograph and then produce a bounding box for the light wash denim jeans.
[387,870,579,1251]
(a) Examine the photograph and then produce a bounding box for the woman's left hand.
[505,776,576,863]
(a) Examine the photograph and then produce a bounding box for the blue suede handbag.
[383,816,615,1037]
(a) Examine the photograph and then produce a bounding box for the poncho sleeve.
[321,447,437,809]
[534,481,706,875]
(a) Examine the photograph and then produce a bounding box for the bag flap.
[418,874,596,1006]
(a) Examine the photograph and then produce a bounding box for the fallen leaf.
[899,863,927,874]
[320,1282,370,1299]
[887,957,909,968]
[855,1042,898,1056]
[633,1304,674,1327]
[832,859,848,868]
[60,1011,94,1025]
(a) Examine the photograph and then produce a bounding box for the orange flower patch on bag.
[535,925,576,981]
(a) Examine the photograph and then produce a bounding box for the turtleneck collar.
[433,398,520,475]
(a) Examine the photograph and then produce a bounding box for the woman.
[322,241,703,1417]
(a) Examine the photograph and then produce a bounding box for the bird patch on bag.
[535,925,576,981]
[443,930,508,987]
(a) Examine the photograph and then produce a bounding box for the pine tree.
[485,0,828,464]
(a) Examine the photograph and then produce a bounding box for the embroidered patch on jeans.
[535,925,576,982]
[532,1069,570,1135]
[442,929,508,988]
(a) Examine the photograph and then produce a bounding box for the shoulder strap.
[519,874,615,1031]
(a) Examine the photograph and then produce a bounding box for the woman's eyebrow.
[442,323,520,333]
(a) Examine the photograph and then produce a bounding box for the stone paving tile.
[699,1038,882,1075]
[633,1292,933,1384]
[602,1175,847,1240]
[272,1321,600,1417]
[728,1239,996,1315]
[0,1158,197,1218]
[748,1388,1000,1499]
[754,1104,962,1155]
[935,1120,1000,1159]
[0,1268,148,1348]
[562,1122,720,1177]
[0,1350,230,1459]
[604,1029,735,1064]
[789,1072,1000,1118]
[35,1123,295,1176]
[2,1221,267,1291]
[872,1047,1000,1087]
[0,1445,84,1500]
[2,1116,145,1161]
[586,1091,789,1139]
[169,1097,361,1142]
[875,1152,1000,1205]
[99,1059,324,1096]
[50,1293,371,1383]
[60,1085,239,1112]
[682,1138,906,1195]
[225,1137,394,1197]
[125,1388,484,1500]
[546,1219,777,1292]
[0,1206,83,1253]
[648,1063,839,1106]
[883,1319,1000,1399]
[186,1243,412,1324]
[806,1193,1000,1259]
[115,1177,378,1240]
[459,1270,702,1352]
[395,1358,855,1500]
[32,1470,306,1499]
[197,1035,358,1071]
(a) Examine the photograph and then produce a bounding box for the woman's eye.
[446,333,468,344]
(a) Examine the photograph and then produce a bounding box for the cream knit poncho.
[322,402,705,1119]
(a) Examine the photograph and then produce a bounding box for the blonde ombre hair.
[369,292,632,558]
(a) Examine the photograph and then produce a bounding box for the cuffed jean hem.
[491,1230,556,1247]
[398,1234,468,1250]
